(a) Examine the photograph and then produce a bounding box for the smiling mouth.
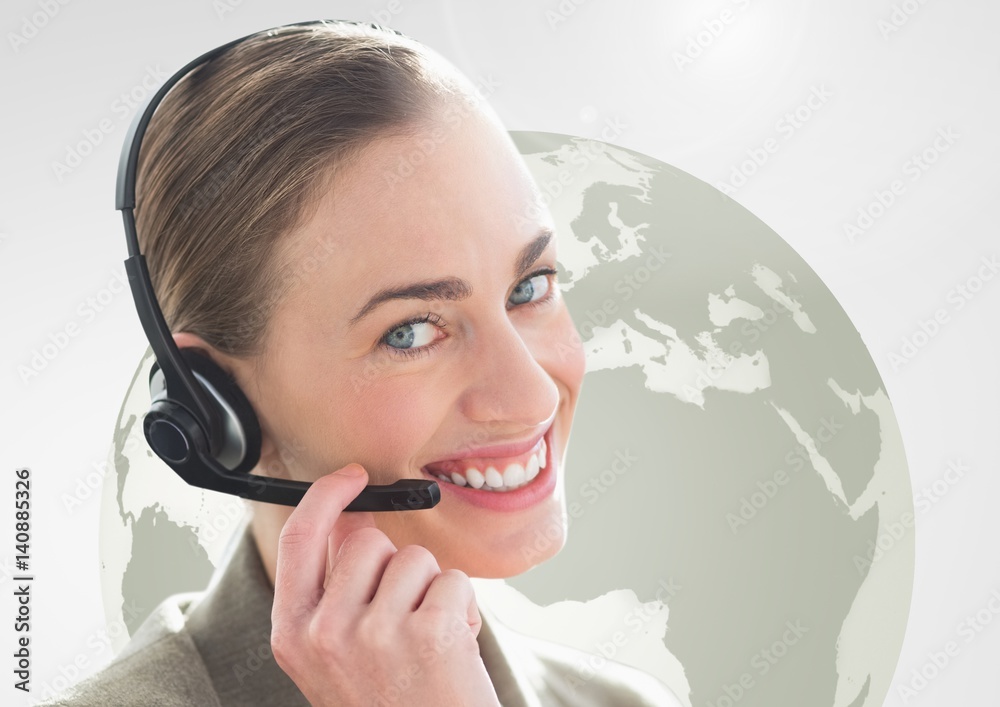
[420,428,550,493]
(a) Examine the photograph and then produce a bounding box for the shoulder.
[526,633,685,707]
[474,587,684,706]
[36,593,221,707]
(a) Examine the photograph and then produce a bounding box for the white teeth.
[525,453,539,481]
[503,462,526,487]
[484,466,504,488]
[464,467,485,489]
[427,436,549,492]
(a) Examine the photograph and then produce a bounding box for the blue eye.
[506,267,559,313]
[377,267,559,362]
[508,269,553,307]
[378,311,447,361]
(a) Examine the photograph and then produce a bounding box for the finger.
[420,569,482,639]
[324,509,381,589]
[272,465,372,626]
[366,544,441,616]
[321,526,397,610]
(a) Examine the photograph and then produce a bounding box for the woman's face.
[242,104,586,579]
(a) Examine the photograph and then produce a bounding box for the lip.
[422,420,553,466]
[420,425,557,512]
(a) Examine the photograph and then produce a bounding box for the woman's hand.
[270,464,501,707]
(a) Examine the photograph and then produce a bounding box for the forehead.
[283,107,545,279]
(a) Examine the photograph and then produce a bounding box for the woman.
[45,20,681,706]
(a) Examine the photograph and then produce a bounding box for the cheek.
[545,306,587,392]
[328,372,449,478]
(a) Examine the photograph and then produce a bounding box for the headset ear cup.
[179,349,263,475]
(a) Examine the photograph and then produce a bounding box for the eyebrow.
[347,227,554,329]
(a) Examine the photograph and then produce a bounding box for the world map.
[99,131,913,707]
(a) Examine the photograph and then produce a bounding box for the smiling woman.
[229,97,584,582]
[41,19,681,707]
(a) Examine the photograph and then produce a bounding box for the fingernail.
[337,464,366,478]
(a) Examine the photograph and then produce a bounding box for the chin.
[465,529,568,580]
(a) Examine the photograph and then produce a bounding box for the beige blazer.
[41,525,682,706]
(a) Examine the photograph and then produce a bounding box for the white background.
[1,0,997,705]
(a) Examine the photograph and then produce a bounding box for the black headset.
[115,19,440,512]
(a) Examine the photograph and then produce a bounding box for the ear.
[172,332,245,386]
[172,331,218,359]
[169,332,270,474]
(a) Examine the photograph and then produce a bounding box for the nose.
[459,316,559,432]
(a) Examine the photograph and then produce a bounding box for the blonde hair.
[134,21,475,357]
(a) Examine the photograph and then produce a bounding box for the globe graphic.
[100,131,913,707]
